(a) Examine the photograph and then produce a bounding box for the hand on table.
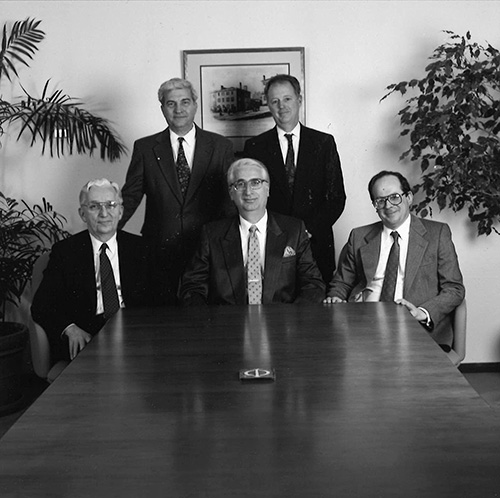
[64,325,92,360]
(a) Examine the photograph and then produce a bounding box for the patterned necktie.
[380,231,400,302]
[100,243,120,319]
[284,133,295,192]
[247,225,262,305]
[176,137,191,197]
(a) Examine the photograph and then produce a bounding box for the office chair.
[447,299,467,366]
[29,253,69,383]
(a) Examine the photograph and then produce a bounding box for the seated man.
[32,178,149,363]
[179,158,325,305]
[324,170,465,350]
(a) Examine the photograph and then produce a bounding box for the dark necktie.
[247,225,262,305]
[284,133,295,192]
[176,137,191,197]
[100,243,120,319]
[380,231,400,302]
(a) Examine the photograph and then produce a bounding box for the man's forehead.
[373,176,402,193]
[87,186,118,199]
[165,88,193,101]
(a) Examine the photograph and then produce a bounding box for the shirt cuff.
[418,307,434,331]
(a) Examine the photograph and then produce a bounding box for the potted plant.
[382,30,500,236]
[0,193,69,413]
[0,18,126,413]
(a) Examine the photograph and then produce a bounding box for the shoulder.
[196,126,232,146]
[133,129,167,148]
[411,215,451,236]
[301,125,336,146]
[268,211,305,231]
[244,128,276,148]
[117,230,144,245]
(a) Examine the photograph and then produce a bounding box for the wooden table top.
[1,303,499,497]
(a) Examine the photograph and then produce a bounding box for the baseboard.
[459,362,500,373]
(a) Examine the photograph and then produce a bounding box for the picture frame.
[182,47,305,152]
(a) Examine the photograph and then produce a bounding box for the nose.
[243,182,253,194]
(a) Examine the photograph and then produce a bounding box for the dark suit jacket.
[179,212,325,305]
[119,125,234,260]
[31,230,149,363]
[243,125,346,282]
[327,215,465,347]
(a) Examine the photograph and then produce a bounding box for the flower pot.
[0,322,29,416]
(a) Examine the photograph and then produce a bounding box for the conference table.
[1,303,499,497]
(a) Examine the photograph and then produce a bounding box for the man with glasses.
[179,158,325,305]
[324,170,465,350]
[244,74,346,284]
[32,178,149,363]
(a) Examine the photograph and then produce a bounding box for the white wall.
[1,0,499,363]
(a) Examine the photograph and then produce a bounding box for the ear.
[406,191,413,206]
[78,207,87,224]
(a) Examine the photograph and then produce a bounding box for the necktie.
[380,231,400,302]
[176,137,191,197]
[284,133,295,192]
[100,243,120,319]
[247,225,262,305]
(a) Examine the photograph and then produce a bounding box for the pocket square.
[283,246,296,257]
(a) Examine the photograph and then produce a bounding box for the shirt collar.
[382,214,411,240]
[277,122,301,140]
[89,232,118,255]
[170,125,196,148]
[239,210,268,234]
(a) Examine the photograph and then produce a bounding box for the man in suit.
[119,78,234,304]
[32,178,149,363]
[243,74,346,284]
[324,170,465,350]
[180,158,325,305]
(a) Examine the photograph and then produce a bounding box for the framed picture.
[183,47,305,152]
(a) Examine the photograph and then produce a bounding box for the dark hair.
[368,171,412,201]
[264,74,301,99]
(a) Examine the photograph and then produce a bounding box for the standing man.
[244,74,346,284]
[32,179,149,363]
[119,78,234,304]
[179,158,325,305]
[324,170,465,350]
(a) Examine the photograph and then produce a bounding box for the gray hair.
[227,158,270,186]
[158,78,198,105]
[79,178,122,205]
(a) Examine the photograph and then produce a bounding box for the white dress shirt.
[238,211,268,271]
[89,233,124,314]
[277,122,301,166]
[365,215,411,302]
[170,126,196,170]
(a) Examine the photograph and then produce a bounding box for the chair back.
[29,253,68,382]
[448,299,467,366]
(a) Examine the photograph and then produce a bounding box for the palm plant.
[0,17,126,320]
[0,192,69,321]
[0,17,126,160]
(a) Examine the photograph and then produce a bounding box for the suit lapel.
[186,126,212,203]
[359,224,383,285]
[266,127,291,203]
[221,218,247,304]
[404,216,428,293]
[79,232,99,312]
[262,214,286,304]
[153,129,184,204]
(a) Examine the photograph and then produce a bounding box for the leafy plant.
[382,30,500,236]
[0,18,126,161]
[0,192,69,321]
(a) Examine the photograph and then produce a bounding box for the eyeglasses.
[230,178,268,192]
[81,201,121,212]
[372,193,407,210]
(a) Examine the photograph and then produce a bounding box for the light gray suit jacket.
[328,215,465,347]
